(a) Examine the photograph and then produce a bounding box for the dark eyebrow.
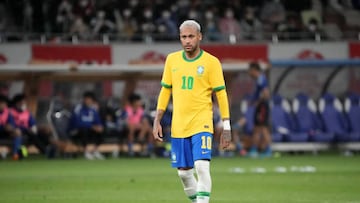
[180,34,195,37]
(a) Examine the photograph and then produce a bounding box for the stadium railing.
[1,31,360,44]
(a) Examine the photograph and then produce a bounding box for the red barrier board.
[32,44,112,64]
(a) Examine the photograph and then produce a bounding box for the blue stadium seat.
[344,93,360,142]
[317,93,347,142]
[288,92,321,142]
[271,94,294,142]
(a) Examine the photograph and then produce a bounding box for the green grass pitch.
[1,155,360,203]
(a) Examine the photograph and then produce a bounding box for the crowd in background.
[0,0,360,42]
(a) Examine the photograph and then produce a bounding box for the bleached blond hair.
[179,20,201,32]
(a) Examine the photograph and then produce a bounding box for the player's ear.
[199,32,203,41]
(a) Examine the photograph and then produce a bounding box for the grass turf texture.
[1,155,360,203]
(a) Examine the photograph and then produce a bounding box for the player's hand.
[152,121,163,142]
[220,129,231,149]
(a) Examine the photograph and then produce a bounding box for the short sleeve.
[161,55,172,88]
[209,57,226,91]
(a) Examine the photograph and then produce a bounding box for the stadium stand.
[0,0,359,43]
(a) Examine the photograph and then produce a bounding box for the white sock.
[178,169,198,202]
[195,160,211,203]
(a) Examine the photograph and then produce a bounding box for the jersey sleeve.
[160,55,172,88]
[209,57,226,91]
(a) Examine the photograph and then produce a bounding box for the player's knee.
[194,160,210,176]
[178,169,194,180]
[195,160,211,192]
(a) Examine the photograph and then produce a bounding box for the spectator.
[240,7,263,40]
[304,17,323,40]
[55,0,74,33]
[118,8,138,40]
[277,13,303,40]
[73,0,95,24]
[124,93,153,157]
[260,0,286,31]
[203,8,221,41]
[136,7,156,42]
[0,95,22,160]
[90,10,115,36]
[218,8,241,43]
[23,0,33,32]
[68,92,105,160]
[155,10,178,41]
[69,16,90,40]
[10,94,49,156]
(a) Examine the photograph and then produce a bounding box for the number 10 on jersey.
[201,135,212,150]
[181,76,194,90]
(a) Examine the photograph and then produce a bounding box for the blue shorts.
[171,132,213,168]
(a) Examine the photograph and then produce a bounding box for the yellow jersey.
[161,49,226,138]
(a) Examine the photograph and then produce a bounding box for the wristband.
[223,120,231,130]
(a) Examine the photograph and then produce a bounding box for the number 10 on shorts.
[201,135,212,150]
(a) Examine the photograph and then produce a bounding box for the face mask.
[80,0,88,7]
[144,10,152,19]
[225,10,234,18]
[123,9,131,18]
[205,11,214,20]
[189,11,198,19]
[162,11,171,19]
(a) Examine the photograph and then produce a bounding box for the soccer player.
[247,62,271,157]
[153,20,231,203]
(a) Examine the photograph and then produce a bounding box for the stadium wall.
[0,42,359,106]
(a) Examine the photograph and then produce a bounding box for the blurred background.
[0,0,360,159]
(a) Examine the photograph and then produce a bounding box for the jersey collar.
[182,49,203,62]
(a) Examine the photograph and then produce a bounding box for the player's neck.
[184,48,201,60]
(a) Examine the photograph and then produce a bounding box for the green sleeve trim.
[188,194,197,200]
[197,192,211,197]
[161,82,172,88]
[182,49,203,62]
[213,85,225,92]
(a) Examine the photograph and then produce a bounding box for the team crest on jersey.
[197,66,204,76]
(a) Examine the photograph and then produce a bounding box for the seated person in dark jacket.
[68,92,105,160]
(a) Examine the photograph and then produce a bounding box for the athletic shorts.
[171,132,212,168]
[254,101,269,126]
